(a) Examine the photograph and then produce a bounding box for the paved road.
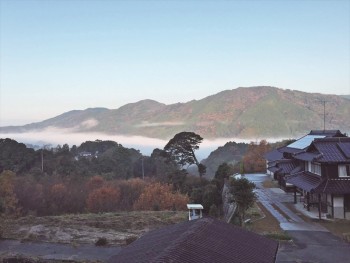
[245,173,350,263]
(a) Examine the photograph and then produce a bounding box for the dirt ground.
[0,211,188,247]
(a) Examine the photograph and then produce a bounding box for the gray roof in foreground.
[108,217,278,263]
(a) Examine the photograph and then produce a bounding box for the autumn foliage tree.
[86,175,105,192]
[242,140,271,173]
[0,170,21,217]
[14,176,44,215]
[133,182,189,211]
[87,186,121,213]
[49,183,69,214]
[117,178,146,210]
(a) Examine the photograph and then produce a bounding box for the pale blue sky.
[1,0,349,126]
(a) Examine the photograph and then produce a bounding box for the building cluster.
[265,130,350,220]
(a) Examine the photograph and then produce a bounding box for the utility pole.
[41,148,44,172]
[142,156,145,180]
[323,100,326,131]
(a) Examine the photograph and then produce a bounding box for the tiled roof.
[312,138,350,162]
[268,166,280,173]
[278,146,302,154]
[338,142,350,159]
[286,172,350,194]
[290,165,303,175]
[108,217,278,263]
[286,172,322,192]
[264,149,284,161]
[278,160,298,174]
[309,130,345,137]
[264,131,347,163]
[293,151,319,161]
[315,179,350,194]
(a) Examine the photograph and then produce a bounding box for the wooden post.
[318,194,322,220]
[331,194,334,218]
[294,187,297,204]
[307,192,310,211]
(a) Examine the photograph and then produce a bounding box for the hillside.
[201,141,248,179]
[1,87,350,139]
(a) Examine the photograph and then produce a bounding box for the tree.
[86,186,120,213]
[213,162,234,190]
[202,184,221,214]
[230,177,256,226]
[0,170,21,216]
[242,140,271,173]
[164,132,206,177]
[133,182,189,211]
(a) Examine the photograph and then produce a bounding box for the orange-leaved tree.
[86,175,105,192]
[117,178,146,211]
[242,140,271,173]
[86,186,120,213]
[133,182,189,211]
[0,170,21,217]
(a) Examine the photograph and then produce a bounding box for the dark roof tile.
[312,138,350,162]
[286,172,322,192]
[108,217,278,263]
[315,179,350,194]
[278,160,298,174]
[264,149,283,161]
[294,151,319,161]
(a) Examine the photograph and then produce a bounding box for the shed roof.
[187,204,203,209]
[108,217,278,263]
[286,172,322,192]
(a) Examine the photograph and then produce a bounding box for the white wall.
[333,196,344,219]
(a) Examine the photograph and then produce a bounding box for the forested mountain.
[1,86,350,139]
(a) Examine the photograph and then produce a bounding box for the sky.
[1,0,350,126]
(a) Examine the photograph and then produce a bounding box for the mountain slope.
[1,87,350,139]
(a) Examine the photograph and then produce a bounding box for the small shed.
[187,204,203,220]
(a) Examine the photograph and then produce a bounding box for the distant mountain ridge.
[1,86,350,139]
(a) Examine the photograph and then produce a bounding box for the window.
[339,165,350,177]
[311,162,321,176]
[305,161,312,172]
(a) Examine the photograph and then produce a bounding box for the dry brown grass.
[245,202,291,241]
[0,211,188,246]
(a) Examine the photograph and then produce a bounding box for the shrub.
[95,237,108,246]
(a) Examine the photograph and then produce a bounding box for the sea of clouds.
[0,127,285,160]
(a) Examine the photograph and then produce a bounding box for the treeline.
[0,171,189,216]
[0,137,290,218]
